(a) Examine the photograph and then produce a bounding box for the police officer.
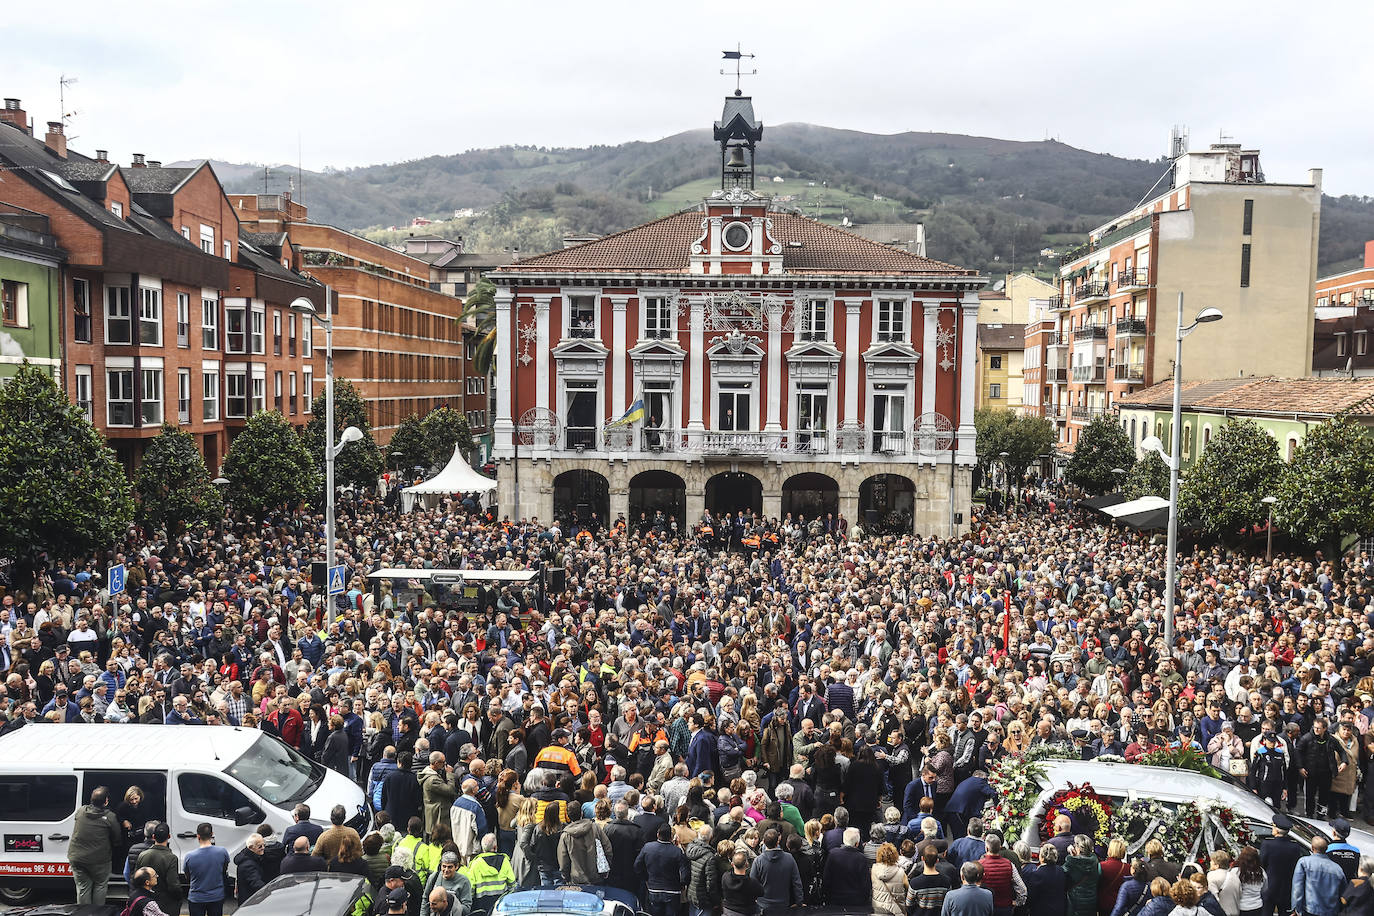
[1327,818,1361,882]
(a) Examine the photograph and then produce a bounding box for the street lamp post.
[1261,495,1277,562]
[1111,467,1126,489]
[998,451,1010,507]
[291,290,362,625]
[212,476,229,538]
[1140,293,1223,650]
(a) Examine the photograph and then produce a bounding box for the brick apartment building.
[229,196,467,444]
[1312,239,1374,378]
[1025,140,1321,459]
[0,99,322,471]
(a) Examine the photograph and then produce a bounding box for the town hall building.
[488,93,985,535]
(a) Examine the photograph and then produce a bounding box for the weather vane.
[721,44,756,96]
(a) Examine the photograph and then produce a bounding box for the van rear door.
[0,773,80,880]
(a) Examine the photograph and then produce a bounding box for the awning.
[1116,507,1171,531]
[1081,492,1128,511]
[1100,496,1170,519]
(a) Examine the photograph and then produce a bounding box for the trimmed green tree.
[134,424,223,533]
[0,364,133,583]
[423,406,475,467]
[1124,450,1170,500]
[222,411,319,516]
[1001,414,1057,495]
[388,414,430,475]
[1065,414,1135,495]
[303,379,383,493]
[1179,418,1283,542]
[1276,417,1374,565]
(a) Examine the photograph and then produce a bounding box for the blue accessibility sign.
[108,563,126,597]
[327,565,347,596]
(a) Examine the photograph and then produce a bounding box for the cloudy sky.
[7,0,1373,195]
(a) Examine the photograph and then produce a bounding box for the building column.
[763,488,782,521]
[958,295,980,461]
[611,295,629,421]
[844,300,861,422]
[922,301,939,418]
[765,299,783,432]
[534,296,551,414]
[686,488,706,524]
[839,492,859,529]
[494,288,514,455]
[689,296,705,431]
[610,485,629,523]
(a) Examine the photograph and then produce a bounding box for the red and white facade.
[489,112,984,533]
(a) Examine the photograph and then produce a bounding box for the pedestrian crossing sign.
[328,565,346,596]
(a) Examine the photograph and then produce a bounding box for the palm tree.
[459,279,498,376]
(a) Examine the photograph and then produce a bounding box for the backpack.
[120,894,153,916]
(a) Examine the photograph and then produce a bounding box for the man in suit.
[1258,813,1304,916]
[632,795,667,845]
[281,804,323,853]
[944,770,995,840]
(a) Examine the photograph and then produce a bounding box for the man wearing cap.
[136,822,183,916]
[1327,818,1361,882]
[533,727,582,777]
[376,864,424,916]
[1259,813,1304,916]
[420,851,472,916]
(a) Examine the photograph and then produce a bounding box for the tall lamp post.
[291,291,363,624]
[1261,495,1277,562]
[1111,467,1126,489]
[998,451,1010,506]
[1140,294,1224,649]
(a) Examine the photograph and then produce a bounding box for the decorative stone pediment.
[863,341,920,380]
[629,339,686,380]
[785,340,841,379]
[553,339,608,378]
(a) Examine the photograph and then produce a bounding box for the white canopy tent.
[401,445,496,512]
[1099,496,1169,519]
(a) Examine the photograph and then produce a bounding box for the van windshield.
[223,734,322,806]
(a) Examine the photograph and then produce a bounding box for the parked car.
[237,873,373,916]
[997,759,1374,856]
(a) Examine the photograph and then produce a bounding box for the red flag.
[1003,589,1012,649]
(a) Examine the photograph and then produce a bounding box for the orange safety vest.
[532,743,582,777]
[700,525,713,536]
[743,535,761,548]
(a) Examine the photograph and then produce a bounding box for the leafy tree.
[459,279,498,377]
[0,364,133,583]
[134,425,222,533]
[423,406,475,467]
[975,408,1055,494]
[1276,417,1374,564]
[303,379,384,493]
[974,407,1014,481]
[1124,450,1170,500]
[1179,418,1283,542]
[1065,415,1135,495]
[388,414,430,476]
[222,411,319,516]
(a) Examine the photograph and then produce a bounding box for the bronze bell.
[726,146,747,169]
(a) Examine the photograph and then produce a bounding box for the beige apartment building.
[1024,142,1321,454]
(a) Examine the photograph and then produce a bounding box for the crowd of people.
[4,481,1374,916]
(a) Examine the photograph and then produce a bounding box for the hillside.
[197,124,1374,277]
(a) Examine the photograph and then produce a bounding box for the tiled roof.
[1119,377,1374,417]
[504,210,974,276]
[122,164,198,194]
[977,323,1024,349]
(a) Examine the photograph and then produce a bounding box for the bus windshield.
[224,733,322,806]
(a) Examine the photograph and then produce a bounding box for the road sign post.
[327,565,346,596]
[108,563,126,598]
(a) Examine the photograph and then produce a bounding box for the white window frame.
[106,368,135,427]
[224,302,247,354]
[111,201,123,218]
[289,371,298,415]
[176,292,190,348]
[301,315,312,355]
[564,293,598,340]
[288,313,297,357]
[140,366,163,426]
[875,297,908,343]
[272,310,282,356]
[202,365,220,422]
[223,240,231,261]
[273,371,283,413]
[1,279,28,328]
[250,304,265,355]
[1357,330,1369,357]
[105,285,132,345]
[138,285,162,347]
[867,379,911,453]
[74,365,93,421]
[989,382,1002,399]
[177,368,191,424]
[251,369,266,415]
[559,378,603,450]
[715,380,755,432]
[225,370,247,419]
[799,296,831,342]
[201,295,219,350]
[302,368,314,413]
[200,224,214,255]
[793,380,834,452]
[641,296,675,341]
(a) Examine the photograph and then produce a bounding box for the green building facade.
[0,208,65,382]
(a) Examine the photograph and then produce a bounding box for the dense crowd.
[4,482,1374,916]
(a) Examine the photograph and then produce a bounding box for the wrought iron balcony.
[687,430,786,456]
[565,427,598,450]
[792,429,830,454]
[1074,325,1108,341]
[1075,281,1108,302]
[1117,268,1149,289]
[1043,404,1065,420]
[1048,295,1069,311]
[872,431,908,456]
[1071,366,1106,383]
[1072,406,1106,421]
[640,427,679,452]
[1047,332,1068,348]
[1114,363,1146,382]
[1114,317,1147,337]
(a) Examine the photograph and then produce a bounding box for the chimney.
[147,160,161,169]
[0,98,28,134]
[131,153,146,168]
[1308,168,1323,191]
[95,150,109,165]
[1365,240,1374,270]
[44,121,67,159]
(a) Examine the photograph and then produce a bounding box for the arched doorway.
[705,471,762,517]
[782,472,839,522]
[553,469,609,530]
[859,473,915,534]
[629,470,686,530]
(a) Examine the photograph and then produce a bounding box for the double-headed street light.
[291,291,362,624]
[1140,293,1224,650]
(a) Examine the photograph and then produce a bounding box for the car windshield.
[224,733,322,806]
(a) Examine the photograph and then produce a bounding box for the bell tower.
[714,91,763,190]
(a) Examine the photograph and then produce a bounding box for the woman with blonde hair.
[871,842,908,916]
[511,796,540,888]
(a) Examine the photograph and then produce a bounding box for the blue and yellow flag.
[607,398,645,428]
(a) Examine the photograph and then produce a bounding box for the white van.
[0,724,369,904]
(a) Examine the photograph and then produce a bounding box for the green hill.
[197,124,1374,278]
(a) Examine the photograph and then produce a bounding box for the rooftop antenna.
[262,166,271,196]
[720,43,756,96]
[58,73,78,138]
[298,131,304,208]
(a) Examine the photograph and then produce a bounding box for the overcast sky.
[7,0,1373,195]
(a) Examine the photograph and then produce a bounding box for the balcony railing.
[1043,404,1065,420]
[1072,406,1105,421]
[640,428,678,452]
[1114,317,1147,336]
[1075,281,1108,302]
[1047,332,1067,347]
[872,431,908,455]
[793,429,830,454]
[1114,363,1145,382]
[1048,367,1068,383]
[1071,366,1107,383]
[1074,325,1108,341]
[1048,295,1069,311]
[1117,267,1149,289]
[687,430,787,456]
[565,427,598,450]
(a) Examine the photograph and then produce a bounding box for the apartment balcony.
[1048,295,1069,312]
[1072,366,1107,383]
[1048,367,1068,383]
[1114,317,1147,337]
[1118,268,1150,290]
[1043,404,1065,420]
[565,427,598,450]
[1046,332,1068,349]
[871,431,908,456]
[639,427,679,452]
[686,430,787,456]
[792,429,830,455]
[1074,325,1108,341]
[1075,281,1109,303]
[1114,362,1146,382]
[1072,406,1106,422]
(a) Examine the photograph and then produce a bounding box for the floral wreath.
[1040,782,1113,847]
